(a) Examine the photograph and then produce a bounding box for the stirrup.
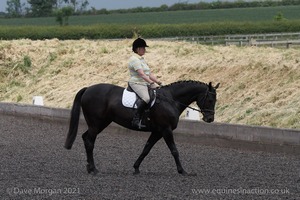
[132,119,146,129]
[137,120,146,129]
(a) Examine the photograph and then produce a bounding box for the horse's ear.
[209,82,212,89]
[215,83,220,89]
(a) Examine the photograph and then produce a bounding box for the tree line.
[4,0,88,17]
[3,0,300,18]
[99,0,300,15]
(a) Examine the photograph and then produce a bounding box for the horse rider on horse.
[128,38,162,128]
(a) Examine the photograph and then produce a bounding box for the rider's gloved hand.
[150,82,159,89]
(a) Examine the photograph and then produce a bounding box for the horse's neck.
[170,83,207,113]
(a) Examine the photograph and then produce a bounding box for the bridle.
[189,88,216,115]
[200,92,216,115]
[163,87,216,114]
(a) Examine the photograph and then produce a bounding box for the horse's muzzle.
[202,116,214,123]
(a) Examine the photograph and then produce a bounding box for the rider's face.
[137,47,146,56]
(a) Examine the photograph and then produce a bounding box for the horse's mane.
[162,80,207,88]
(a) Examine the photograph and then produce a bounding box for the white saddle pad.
[122,89,156,109]
[122,89,138,108]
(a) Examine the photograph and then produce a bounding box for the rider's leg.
[132,100,148,128]
[129,82,150,128]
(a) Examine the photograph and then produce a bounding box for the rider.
[128,38,162,128]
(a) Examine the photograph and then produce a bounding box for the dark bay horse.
[65,80,219,175]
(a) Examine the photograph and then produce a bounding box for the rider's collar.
[133,53,144,60]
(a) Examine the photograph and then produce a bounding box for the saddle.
[122,85,156,109]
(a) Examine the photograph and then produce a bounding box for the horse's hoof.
[87,165,99,175]
[179,170,187,175]
[133,169,140,175]
[88,169,99,175]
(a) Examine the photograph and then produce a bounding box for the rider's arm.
[149,74,162,85]
[136,69,155,84]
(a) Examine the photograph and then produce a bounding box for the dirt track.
[1,114,299,200]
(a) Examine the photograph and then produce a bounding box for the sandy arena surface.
[1,113,299,199]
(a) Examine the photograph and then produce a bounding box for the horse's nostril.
[203,116,214,123]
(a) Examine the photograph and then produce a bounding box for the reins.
[185,90,215,114]
[157,93,203,113]
[157,88,215,114]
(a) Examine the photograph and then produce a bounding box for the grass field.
[1,5,300,26]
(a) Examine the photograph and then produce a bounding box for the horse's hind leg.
[82,130,98,174]
[133,132,162,175]
[82,121,110,175]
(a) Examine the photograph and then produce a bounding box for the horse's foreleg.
[133,132,162,175]
[82,130,98,175]
[162,128,187,175]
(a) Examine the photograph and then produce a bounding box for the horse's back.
[80,83,123,111]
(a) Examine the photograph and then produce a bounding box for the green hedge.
[1,21,300,40]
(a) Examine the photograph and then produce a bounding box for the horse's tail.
[64,87,87,150]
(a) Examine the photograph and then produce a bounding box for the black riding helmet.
[132,38,149,52]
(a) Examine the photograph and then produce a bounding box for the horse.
[64,80,219,175]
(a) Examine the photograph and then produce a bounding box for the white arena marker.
[32,96,44,106]
[184,107,200,120]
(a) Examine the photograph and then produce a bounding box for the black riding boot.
[132,100,148,129]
